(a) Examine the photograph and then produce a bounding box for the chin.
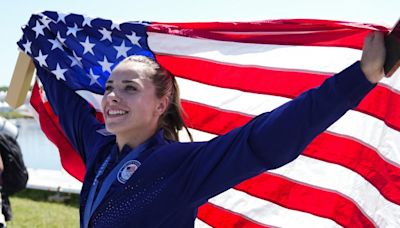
[105,122,138,137]
[105,126,117,135]
[105,123,124,135]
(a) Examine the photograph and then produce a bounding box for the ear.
[155,96,169,116]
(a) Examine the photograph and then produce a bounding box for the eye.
[105,85,113,92]
[125,85,137,91]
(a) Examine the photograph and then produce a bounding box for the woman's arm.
[173,61,376,208]
[36,66,114,165]
[248,61,375,169]
[176,32,386,207]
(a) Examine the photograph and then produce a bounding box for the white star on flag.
[51,64,67,81]
[126,32,141,46]
[82,16,93,27]
[48,39,64,50]
[88,69,101,86]
[69,51,83,67]
[35,50,48,67]
[99,28,112,42]
[56,32,66,44]
[66,24,81,36]
[22,41,32,54]
[57,12,67,23]
[98,56,113,73]
[80,37,96,55]
[32,21,46,38]
[40,16,53,28]
[114,40,131,58]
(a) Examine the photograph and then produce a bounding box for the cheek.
[132,99,155,117]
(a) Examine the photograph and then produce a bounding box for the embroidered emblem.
[117,160,141,184]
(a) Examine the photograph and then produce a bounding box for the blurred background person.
[0,116,28,227]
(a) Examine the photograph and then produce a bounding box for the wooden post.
[5,52,35,109]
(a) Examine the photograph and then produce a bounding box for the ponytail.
[159,78,193,142]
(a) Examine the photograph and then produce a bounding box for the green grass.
[0,112,32,119]
[7,189,80,228]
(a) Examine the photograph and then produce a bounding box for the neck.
[116,128,157,152]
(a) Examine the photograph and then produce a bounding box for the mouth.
[107,109,129,118]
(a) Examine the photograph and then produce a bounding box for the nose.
[105,91,121,103]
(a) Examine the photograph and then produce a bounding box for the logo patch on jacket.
[117,160,141,184]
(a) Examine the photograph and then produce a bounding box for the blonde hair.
[119,56,193,142]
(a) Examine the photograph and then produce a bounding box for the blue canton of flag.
[17,11,154,95]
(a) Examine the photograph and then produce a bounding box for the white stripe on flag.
[327,110,400,166]
[179,128,217,142]
[270,156,400,226]
[194,219,213,228]
[208,188,341,228]
[76,90,103,111]
[177,77,291,115]
[148,32,400,91]
[148,32,360,74]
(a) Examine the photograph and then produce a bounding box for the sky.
[0,0,398,86]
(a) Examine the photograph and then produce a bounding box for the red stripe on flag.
[151,19,387,32]
[182,100,400,205]
[305,132,400,204]
[182,100,251,135]
[235,173,375,228]
[155,54,330,96]
[198,202,270,228]
[30,83,86,181]
[357,86,400,132]
[156,55,400,132]
[150,20,388,48]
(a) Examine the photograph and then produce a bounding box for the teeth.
[108,110,127,115]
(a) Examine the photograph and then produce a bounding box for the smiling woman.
[15,10,396,228]
[39,48,383,227]
[101,56,192,150]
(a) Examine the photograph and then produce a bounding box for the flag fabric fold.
[18,11,400,227]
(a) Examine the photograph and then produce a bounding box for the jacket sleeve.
[35,66,114,166]
[173,61,375,207]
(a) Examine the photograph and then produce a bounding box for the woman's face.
[101,62,165,136]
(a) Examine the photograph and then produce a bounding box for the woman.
[39,31,386,227]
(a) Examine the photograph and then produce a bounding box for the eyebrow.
[105,80,138,84]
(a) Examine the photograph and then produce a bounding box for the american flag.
[18,11,400,227]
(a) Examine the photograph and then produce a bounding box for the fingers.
[360,31,386,83]
[363,31,374,47]
[371,31,384,49]
[363,31,384,55]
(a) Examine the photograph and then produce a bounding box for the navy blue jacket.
[38,61,375,227]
